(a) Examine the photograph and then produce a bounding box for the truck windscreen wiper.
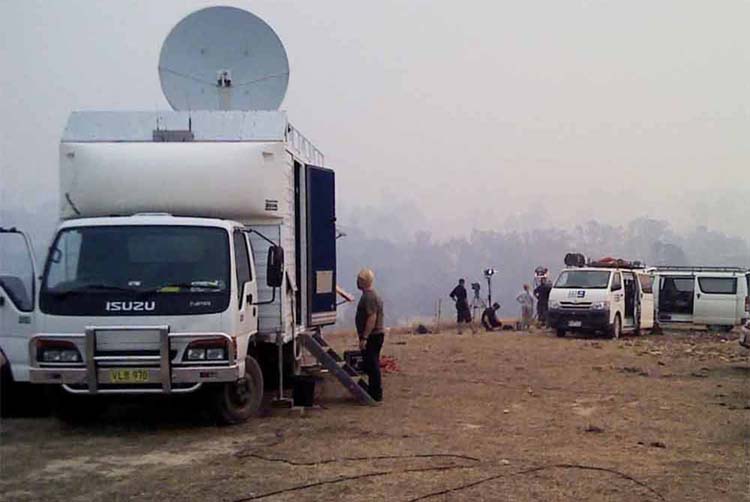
[49,284,138,296]
[139,282,224,293]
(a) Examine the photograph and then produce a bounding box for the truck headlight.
[206,348,226,360]
[37,340,82,363]
[186,348,207,361]
[591,301,610,310]
[183,337,229,362]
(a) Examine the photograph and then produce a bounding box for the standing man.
[449,278,473,334]
[355,268,385,402]
[533,277,552,327]
[515,284,534,331]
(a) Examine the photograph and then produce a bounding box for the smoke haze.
[1,1,748,323]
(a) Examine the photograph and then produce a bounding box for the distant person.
[449,278,473,334]
[481,302,502,331]
[533,277,553,327]
[355,268,385,402]
[516,284,534,330]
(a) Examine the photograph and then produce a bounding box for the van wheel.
[556,328,566,338]
[609,314,622,340]
[211,356,264,425]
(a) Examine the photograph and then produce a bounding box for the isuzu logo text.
[105,301,156,312]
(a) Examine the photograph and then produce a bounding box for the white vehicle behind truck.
[548,254,655,339]
[1,6,356,423]
[651,266,749,332]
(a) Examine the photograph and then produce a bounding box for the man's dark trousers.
[362,333,384,401]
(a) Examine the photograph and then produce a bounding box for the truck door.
[637,273,655,330]
[693,275,739,326]
[233,230,258,337]
[0,229,37,383]
[305,165,336,326]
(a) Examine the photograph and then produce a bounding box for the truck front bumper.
[29,328,242,394]
[548,308,610,331]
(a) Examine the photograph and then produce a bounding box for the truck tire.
[211,355,264,425]
[556,328,566,338]
[608,314,622,340]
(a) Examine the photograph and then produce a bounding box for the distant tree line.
[337,218,750,326]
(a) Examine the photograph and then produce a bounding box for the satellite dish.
[158,6,289,111]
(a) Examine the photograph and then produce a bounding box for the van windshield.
[554,270,611,289]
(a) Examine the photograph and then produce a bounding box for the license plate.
[568,320,583,328]
[110,368,149,384]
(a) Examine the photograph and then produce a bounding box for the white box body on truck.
[24,110,338,423]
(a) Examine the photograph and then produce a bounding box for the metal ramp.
[298,331,376,406]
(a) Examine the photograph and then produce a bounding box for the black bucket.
[292,376,316,407]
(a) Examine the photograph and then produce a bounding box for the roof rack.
[649,266,748,273]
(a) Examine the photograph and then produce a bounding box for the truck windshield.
[40,225,230,316]
[554,270,611,289]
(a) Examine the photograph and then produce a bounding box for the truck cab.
[548,259,654,339]
[29,215,284,422]
[0,227,40,414]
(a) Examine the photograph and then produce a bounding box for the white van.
[548,263,655,339]
[652,267,749,332]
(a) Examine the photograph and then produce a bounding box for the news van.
[548,255,655,339]
[651,267,749,331]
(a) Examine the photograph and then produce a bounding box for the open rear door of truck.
[305,165,337,326]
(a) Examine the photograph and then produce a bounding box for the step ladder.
[298,331,376,406]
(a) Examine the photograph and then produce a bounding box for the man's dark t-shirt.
[450,285,468,303]
[534,283,552,305]
[356,289,384,337]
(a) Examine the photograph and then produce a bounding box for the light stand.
[484,268,496,306]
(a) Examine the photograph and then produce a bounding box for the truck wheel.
[556,328,566,338]
[608,314,622,340]
[212,356,264,425]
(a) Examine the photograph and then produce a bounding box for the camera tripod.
[470,289,487,321]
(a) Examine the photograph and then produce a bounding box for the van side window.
[611,272,622,291]
[698,277,737,294]
[233,230,252,302]
[638,274,654,294]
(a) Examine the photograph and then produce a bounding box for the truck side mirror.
[266,246,284,288]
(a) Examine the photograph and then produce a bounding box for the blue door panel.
[306,165,336,326]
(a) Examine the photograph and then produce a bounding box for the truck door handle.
[246,294,253,305]
[696,293,701,299]
[0,296,4,306]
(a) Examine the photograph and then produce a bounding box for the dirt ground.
[1,327,748,502]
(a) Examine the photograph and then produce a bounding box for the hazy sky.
[1,0,748,248]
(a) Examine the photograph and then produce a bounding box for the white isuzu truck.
[1,7,345,423]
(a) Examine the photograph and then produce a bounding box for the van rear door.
[693,274,739,326]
